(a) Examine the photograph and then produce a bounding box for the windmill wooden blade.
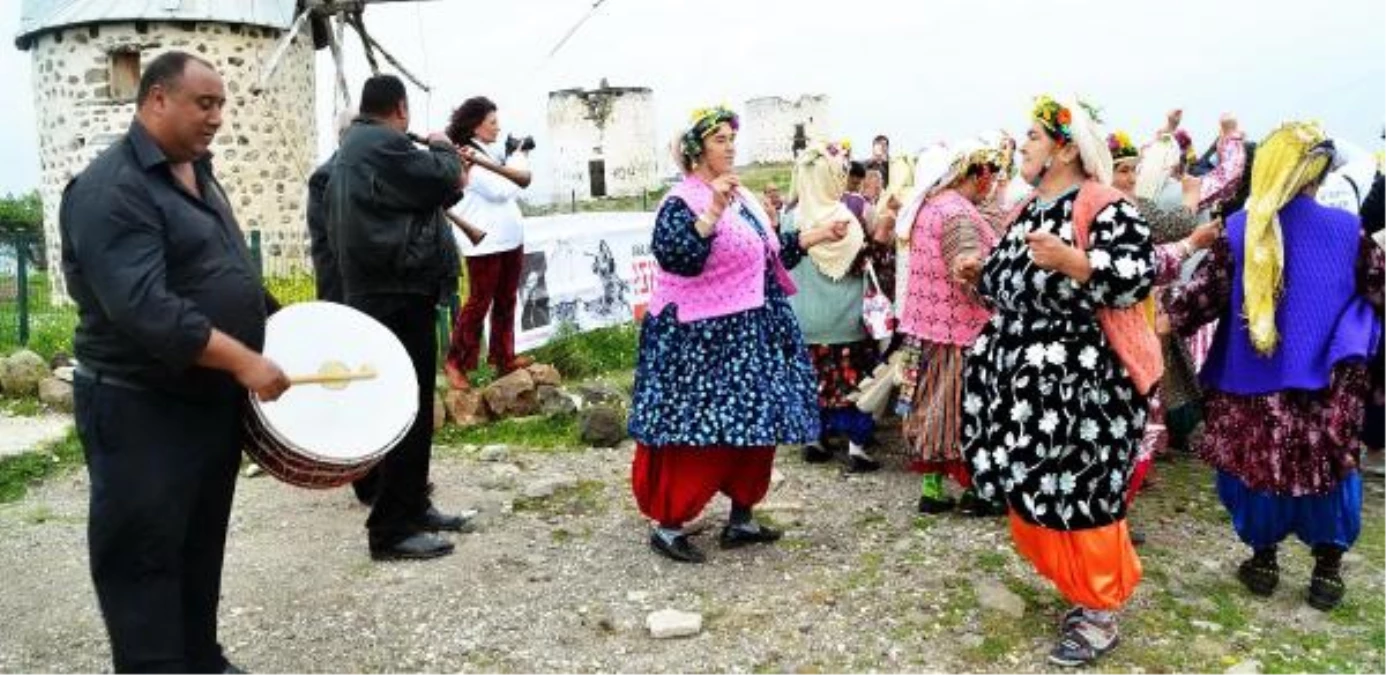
[547,0,611,59]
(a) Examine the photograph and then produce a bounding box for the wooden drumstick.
[289,362,378,389]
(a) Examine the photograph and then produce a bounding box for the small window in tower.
[109,50,141,101]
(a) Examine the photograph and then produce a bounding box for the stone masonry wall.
[548,88,658,203]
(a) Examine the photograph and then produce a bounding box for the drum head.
[255,302,419,464]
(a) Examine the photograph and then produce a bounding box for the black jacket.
[307,155,343,302]
[327,118,463,300]
[1360,171,1384,235]
[59,120,270,400]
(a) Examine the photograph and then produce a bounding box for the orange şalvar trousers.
[1009,513,1143,611]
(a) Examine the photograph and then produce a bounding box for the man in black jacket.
[328,74,471,561]
[60,51,289,673]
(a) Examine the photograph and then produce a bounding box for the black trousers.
[74,377,241,674]
[351,295,437,547]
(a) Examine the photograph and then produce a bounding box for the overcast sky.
[1,0,1383,200]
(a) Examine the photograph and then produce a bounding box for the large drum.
[244,302,418,488]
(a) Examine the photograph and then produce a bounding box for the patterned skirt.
[807,341,880,409]
[897,337,968,467]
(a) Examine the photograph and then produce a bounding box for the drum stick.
[289,367,378,386]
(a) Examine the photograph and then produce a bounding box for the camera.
[504,134,537,158]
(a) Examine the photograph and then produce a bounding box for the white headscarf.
[1135,134,1184,201]
[1063,95,1113,186]
[792,141,865,280]
[894,142,953,240]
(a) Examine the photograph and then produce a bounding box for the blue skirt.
[1216,470,1362,549]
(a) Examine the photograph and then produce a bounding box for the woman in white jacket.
[443,96,535,390]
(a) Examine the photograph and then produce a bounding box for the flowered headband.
[1032,94,1103,145]
[1108,131,1138,164]
[680,105,739,160]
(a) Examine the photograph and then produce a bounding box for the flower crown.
[681,105,739,160]
[1032,94,1103,145]
[1108,130,1138,163]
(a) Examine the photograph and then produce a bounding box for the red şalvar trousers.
[631,444,776,527]
[1009,513,1143,611]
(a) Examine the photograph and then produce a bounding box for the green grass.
[435,413,580,450]
[737,162,794,192]
[526,323,638,380]
[1,396,45,417]
[520,188,668,217]
[0,429,83,504]
[514,479,607,517]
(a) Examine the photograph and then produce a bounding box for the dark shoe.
[801,444,833,464]
[1048,618,1119,667]
[1307,545,1346,611]
[917,494,956,514]
[958,489,1007,517]
[418,506,477,533]
[719,522,783,549]
[847,455,882,473]
[222,663,248,675]
[1236,548,1279,597]
[1130,527,1147,547]
[649,530,706,563]
[370,533,455,561]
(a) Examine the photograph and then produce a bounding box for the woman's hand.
[800,219,850,249]
[708,174,740,221]
[1186,218,1221,251]
[953,254,983,286]
[1026,231,1091,282]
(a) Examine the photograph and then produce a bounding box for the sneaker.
[1047,617,1119,667]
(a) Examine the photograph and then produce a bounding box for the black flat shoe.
[419,506,477,533]
[1307,572,1346,611]
[1236,550,1279,597]
[847,455,881,473]
[650,530,706,563]
[917,494,956,514]
[957,489,1007,517]
[719,523,783,549]
[370,533,455,561]
[1129,527,1147,547]
[802,444,833,464]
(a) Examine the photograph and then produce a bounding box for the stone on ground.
[646,609,702,639]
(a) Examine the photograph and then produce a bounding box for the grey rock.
[972,578,1025,618]
[38,377,74,412]
[646,609,702,639]
[480,445,510,462]
[523,476,578,500]
[578,405,627,448]
[575,383,626,408]
[1,350,48,396]
[537,385,578,416]
[482,368,539,418]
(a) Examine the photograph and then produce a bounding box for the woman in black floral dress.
[958,95,1155,668]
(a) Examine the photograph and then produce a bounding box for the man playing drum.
[60,52,290,673]
[328,74,474,561]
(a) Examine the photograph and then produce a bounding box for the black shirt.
[307,155,343,303]
[60,120,270,400]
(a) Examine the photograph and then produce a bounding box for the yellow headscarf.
[1242,121,1336,354]
[790,140,866,280]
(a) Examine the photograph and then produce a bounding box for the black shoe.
[958,489,1007,517]
[847,455,881,473]
[650,530,706,563]
[370,533,455,561]
[1307,545,1346,611]
[719,522,783,549]
[802,444,833,463]
[917,494,956,514]
[1236,547,1279,597]
[418,506,477,533]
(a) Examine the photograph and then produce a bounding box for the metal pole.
[571,189,576,213]
[16,233,29,346]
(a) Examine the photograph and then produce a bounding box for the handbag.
[861,261,896,341]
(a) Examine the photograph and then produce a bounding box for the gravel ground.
[0,435,1381,673]
[0,412,71,459]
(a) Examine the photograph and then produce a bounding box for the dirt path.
[0,441,1381,673]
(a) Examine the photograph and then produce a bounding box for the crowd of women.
[624,98,1384,667]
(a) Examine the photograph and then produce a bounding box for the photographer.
[443,96,536,390]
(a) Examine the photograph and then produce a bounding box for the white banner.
[456,211,656,353]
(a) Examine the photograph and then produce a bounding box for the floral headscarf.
[1108,130,1139,166]
[678,105,739,167]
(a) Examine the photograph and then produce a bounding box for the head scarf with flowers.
[1031,94,1114,185]
[1108,130,1139,167]
[674,105,739,171]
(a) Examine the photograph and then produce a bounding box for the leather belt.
[73,365,151,392]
